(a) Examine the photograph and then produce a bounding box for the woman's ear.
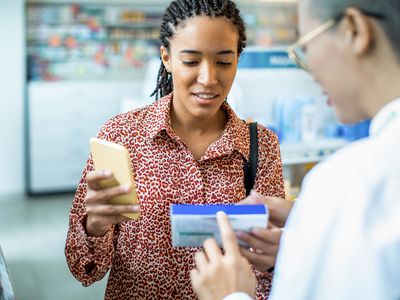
[343,7,373,56]
[160,46,171,72]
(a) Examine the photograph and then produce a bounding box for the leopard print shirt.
[65,94,285,299]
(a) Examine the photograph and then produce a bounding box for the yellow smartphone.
[90,138,139,220]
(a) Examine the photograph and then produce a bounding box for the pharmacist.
[190,0,400,299]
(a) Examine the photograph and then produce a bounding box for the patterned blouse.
[65,94,285,300]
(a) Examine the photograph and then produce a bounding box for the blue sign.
[238,50,298,69]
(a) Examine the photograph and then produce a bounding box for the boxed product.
[170,204,269,248]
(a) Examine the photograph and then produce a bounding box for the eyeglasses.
[288,11,385,71]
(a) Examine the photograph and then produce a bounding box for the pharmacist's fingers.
[194,251,209,272]
[86,170,113,191]
[216,211,240,257]
[203,238,222,262]
[190,268,200,288]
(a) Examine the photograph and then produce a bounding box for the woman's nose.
[197,63,218,86]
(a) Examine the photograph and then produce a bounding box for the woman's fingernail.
[130,205,139,212]
[121,184,131,192]
[102,170,112,177]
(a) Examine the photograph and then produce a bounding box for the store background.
[0,0,25,196]
[0,1,363,299]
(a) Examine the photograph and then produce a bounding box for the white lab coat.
[225,98,400,300]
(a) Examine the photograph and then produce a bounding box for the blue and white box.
[170,204,269,248]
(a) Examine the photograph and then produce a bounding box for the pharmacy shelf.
[27,0,296,8]
[27,0,169,5]
[281,138,347,165]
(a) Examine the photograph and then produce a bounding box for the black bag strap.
[243,122,258,196]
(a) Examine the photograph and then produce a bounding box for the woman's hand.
[236,224,282,272]
[239,190,293,228]
[236,191,293,271]
[84,170,139,237]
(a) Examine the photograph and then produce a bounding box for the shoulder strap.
[244,122,258,196]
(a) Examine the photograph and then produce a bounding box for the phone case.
[90,138,139,220]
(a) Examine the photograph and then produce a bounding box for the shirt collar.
[370,98,400,137]
[147,94,174,140]
[209,102,250,161]
[146,94,250,160]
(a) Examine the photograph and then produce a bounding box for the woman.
[65,0,285,299]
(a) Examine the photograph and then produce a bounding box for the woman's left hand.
[236,223,283,272]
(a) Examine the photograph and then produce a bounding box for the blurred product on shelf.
[301,98,318,142]
[275,97,318,143]
[274,97,302,143]
[26,3,162,81]
[26,1,298,82]
[274,96,369,144]
[242,2,297,47]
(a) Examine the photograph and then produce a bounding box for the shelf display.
[25,0,300,194]
[26,3,163,81]
[26,1,297,82]
[241,2,297,47]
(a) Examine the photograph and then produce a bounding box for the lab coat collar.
[369,98,400,137]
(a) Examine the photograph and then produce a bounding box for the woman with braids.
[65,0,285,299]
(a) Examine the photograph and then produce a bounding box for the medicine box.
[170,204,269,248]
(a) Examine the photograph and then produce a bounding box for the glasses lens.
[289,47,308,70]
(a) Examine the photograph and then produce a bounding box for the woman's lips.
[192,92,219,104]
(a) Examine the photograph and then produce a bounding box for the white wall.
[0,0,25,195]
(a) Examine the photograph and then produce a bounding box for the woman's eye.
[182,61,198,66]
[218,62,232,66]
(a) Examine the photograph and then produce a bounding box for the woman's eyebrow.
[179,49,202,55]
[216,50,236,55]
[179,49,236,55]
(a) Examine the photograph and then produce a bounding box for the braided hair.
[151,0,247,100]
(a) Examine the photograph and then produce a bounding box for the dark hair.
[151,0,247,100]
[304,0,400,59]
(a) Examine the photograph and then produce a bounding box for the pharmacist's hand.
[239,190,293,228]
[236,223,282,272]
[84,170,139,237]
[190,212,256,300]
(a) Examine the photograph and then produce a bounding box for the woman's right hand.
[239,190,293,228]
[84,170,139,237]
